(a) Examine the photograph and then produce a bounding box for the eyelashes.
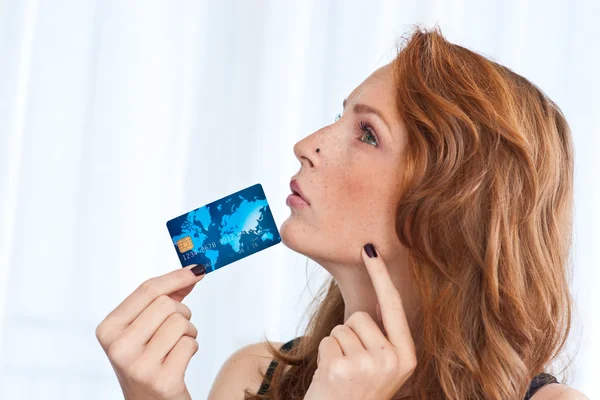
[334,113,379,147]
[357,120,378,147]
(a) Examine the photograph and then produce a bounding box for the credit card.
[166,183,281,273]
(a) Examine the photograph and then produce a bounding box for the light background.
[0,0,598,398]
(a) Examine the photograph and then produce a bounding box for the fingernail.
[364,243,377,258]
[191,264,206,276]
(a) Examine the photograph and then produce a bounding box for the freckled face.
[280,63,408,266]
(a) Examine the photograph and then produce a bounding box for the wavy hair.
[244,25,576,400]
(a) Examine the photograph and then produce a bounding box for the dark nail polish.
[191,264,206,276]
[364,243,377,258]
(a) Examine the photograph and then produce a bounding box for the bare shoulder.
[207,340,284,400]
[531,383,589,400]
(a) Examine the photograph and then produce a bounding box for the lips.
[290,179,310,205]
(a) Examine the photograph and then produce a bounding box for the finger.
[376,302,386,336]
[362,244,414,350]
[105,264,206,328]
[121,295,192,347]
[142,313,198,363]
[318,336,343,365]
[329,324,366,355]
[343,311,388,351]
[162,335,199,376]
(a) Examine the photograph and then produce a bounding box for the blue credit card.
[166,183,281,273]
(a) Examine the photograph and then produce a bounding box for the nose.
[293,137,318,168]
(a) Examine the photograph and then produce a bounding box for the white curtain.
[0,0,598,398]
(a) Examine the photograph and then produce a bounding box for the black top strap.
[523,372,559,399]
[256,337,298,395]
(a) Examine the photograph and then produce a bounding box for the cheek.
[322,171,389,237]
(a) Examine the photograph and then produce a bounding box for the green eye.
[358,120,379,147]
[333,112,378,147]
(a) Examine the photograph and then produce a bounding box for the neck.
[336,248,419,330]
[313,246,422,399]
[313,244,421,347]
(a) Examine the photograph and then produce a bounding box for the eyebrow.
[343,98,391,133]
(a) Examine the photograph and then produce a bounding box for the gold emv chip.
[177,236,194,253]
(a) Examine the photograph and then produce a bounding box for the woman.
[95,26,588,399]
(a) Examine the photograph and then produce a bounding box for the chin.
[279,217,303,251]
[279,219,358,267]
[279,217,322,259]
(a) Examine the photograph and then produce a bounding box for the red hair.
[245,25,576,400]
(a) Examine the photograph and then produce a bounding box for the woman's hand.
[95,264,207,400]
[304,244,417,400]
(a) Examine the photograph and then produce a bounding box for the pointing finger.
[362,243,413,350]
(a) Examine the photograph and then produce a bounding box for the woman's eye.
[334,113,378,147]
[358,120,379,147]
